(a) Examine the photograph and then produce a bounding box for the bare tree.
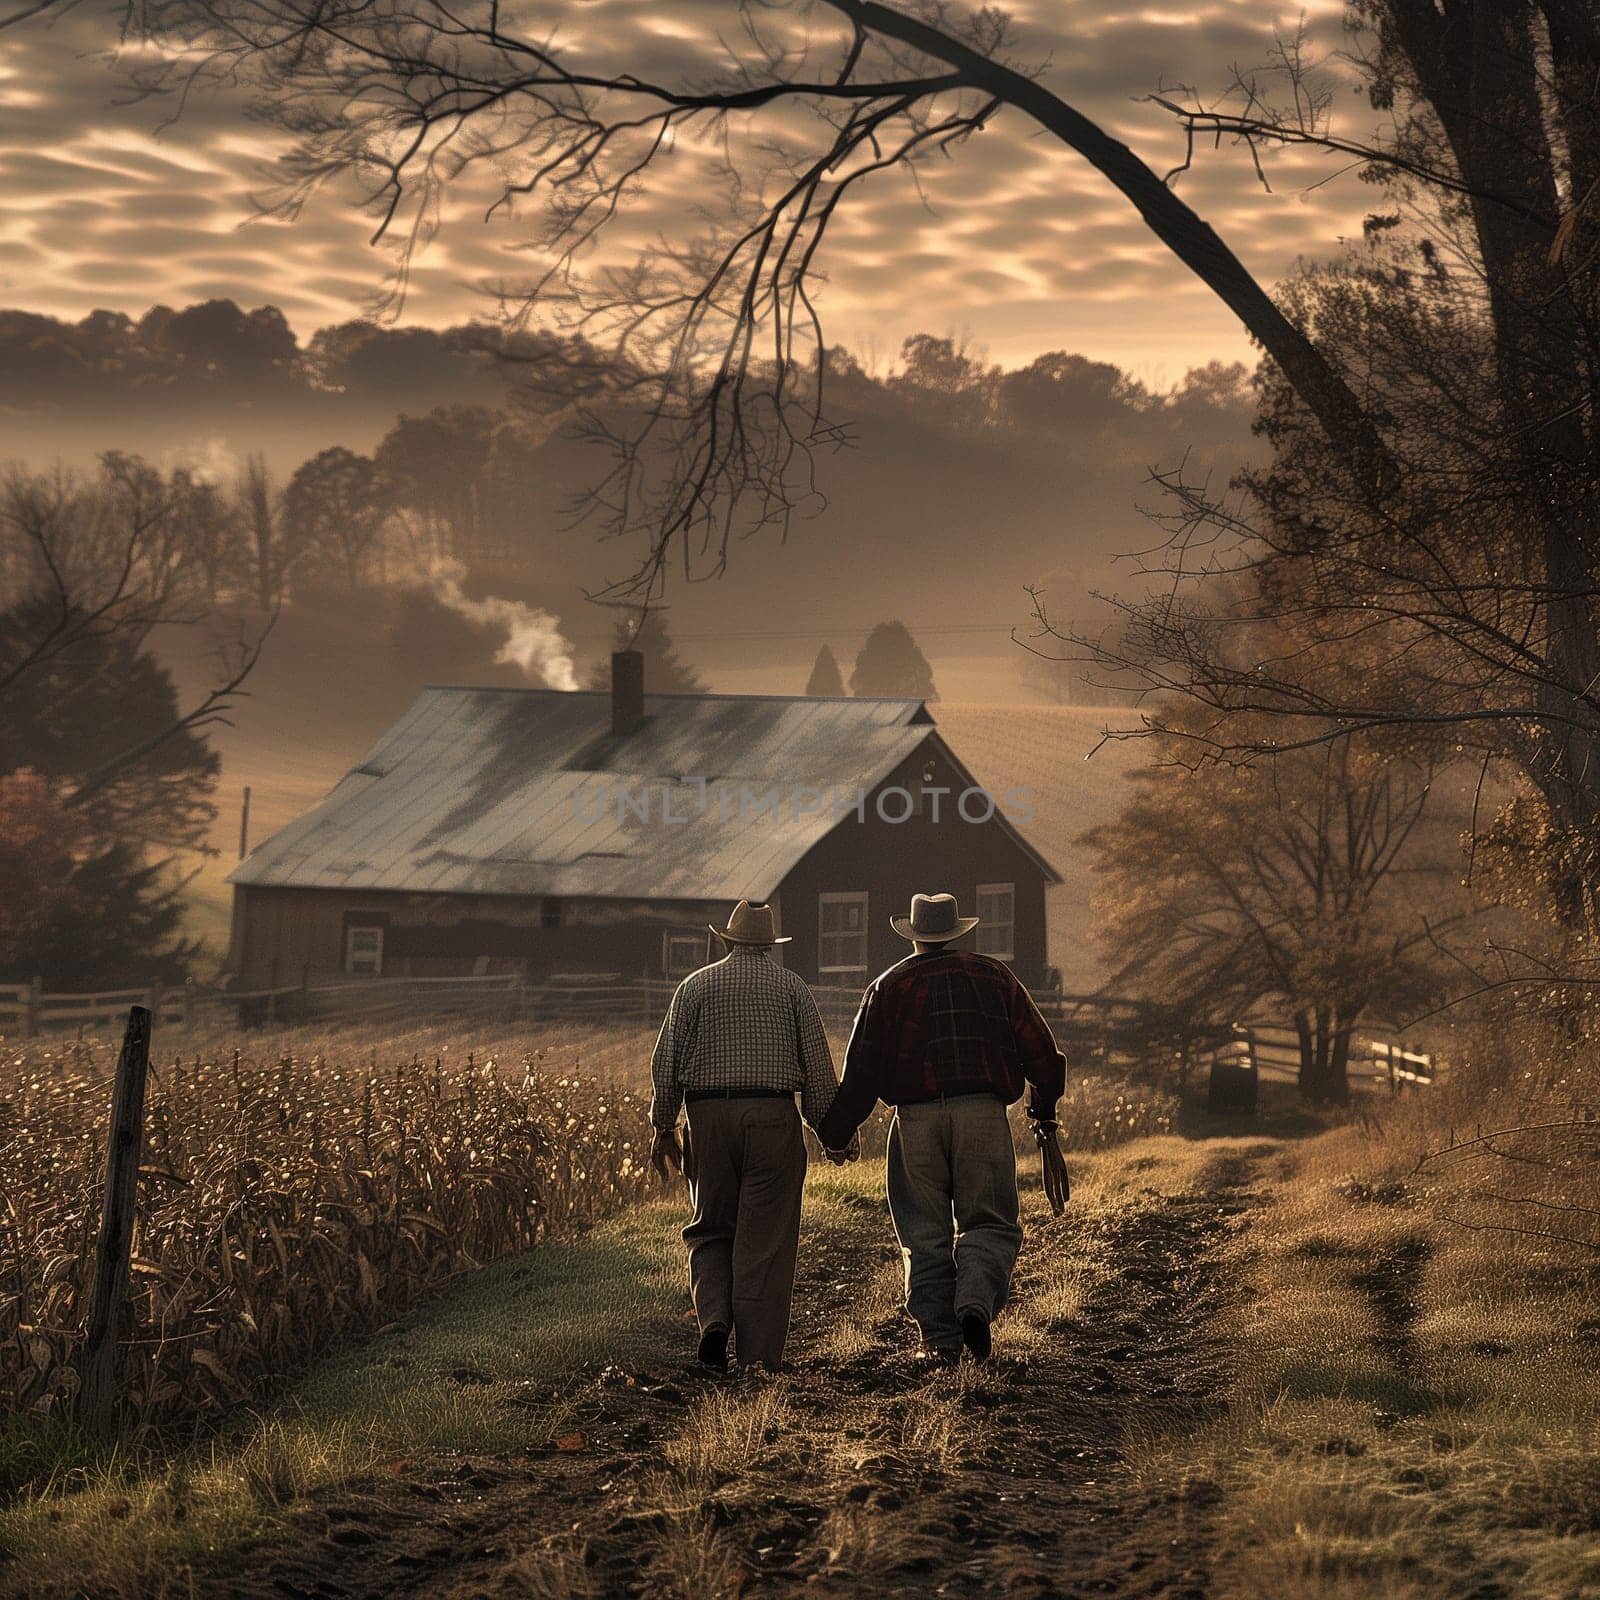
[1,456,242,695]
[283,446,385,590]
[0,458,262,804]
[1084,697,1464,1102]
[237,454,301,610]
[960,5,1595,941]
[171,466,242,605]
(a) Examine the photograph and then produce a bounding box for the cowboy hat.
[710,899,792,945]
[890,892,980,943]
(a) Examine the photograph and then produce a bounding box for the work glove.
[1027,1105,1070,1215]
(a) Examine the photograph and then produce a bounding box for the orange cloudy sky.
[0,0,1378,380]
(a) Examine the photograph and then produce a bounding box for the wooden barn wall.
[229,888,737,988]
[773,741,1053,990]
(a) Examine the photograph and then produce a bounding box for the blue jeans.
[886,1093,1023,1351]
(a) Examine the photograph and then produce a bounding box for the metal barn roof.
[229,688,956,902]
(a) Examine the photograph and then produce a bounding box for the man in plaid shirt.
[650,899,848,1372]
[819,892,1065,1362]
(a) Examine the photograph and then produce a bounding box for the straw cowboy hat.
[710,899,792,945]
[890,892,981,943]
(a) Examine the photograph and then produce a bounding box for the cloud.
[0,0,1379,374]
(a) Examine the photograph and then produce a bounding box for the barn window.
[663,928,704,977]
[541,898,564,929]
[975,883,1015,960]
[819,892,869,974]
[344,923,385,978]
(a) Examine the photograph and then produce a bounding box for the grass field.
[4,1082,1595,1600]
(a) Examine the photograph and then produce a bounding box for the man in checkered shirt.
[649,899,851,1371]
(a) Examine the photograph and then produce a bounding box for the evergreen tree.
[803,645,845,696]
[0,598,218,985]
[585,612,707,695]
[849,621,938,701]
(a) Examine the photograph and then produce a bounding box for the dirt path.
[221,1148,1266,1600]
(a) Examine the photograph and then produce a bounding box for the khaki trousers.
[887,1093,1023,1351]
[682,1096,806,1370]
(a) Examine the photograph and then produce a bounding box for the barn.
[226,653,1061,994]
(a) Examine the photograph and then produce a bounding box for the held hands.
[823,1135,861,1167]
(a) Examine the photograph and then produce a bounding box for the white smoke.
[427,558,579,691]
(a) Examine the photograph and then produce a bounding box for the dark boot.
[960,1310,992,1361]
[697,1325,730,1372]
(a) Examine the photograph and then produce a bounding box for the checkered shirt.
[649,945,839,1133]
[817,949,1066,1151]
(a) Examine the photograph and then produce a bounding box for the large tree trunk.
[1294,1011,1314,1097]
[1388,0,1600,924]
[1326,1024,1352,1108]
[1296,1006,1353,1105]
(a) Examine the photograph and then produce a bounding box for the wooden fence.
[0,974,1435,1091]
[0,981,190,1036]
[1208,1023,1435,1097]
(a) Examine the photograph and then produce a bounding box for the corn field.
[0,1016,1177,1448]
[0,1029,656,1444]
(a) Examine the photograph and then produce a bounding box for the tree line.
[3,297,1251,456]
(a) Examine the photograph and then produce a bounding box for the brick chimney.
[611,649,645,736]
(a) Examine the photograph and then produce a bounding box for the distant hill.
[4,301,1260,695]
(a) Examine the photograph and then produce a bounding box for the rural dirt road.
[206,1148,1266,1600]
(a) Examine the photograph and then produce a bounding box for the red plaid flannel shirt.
[818,950,1065,1150]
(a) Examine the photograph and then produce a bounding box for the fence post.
[26,976,41,1038]
[78,1004,153,1444]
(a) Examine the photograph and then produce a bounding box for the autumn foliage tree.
[1084,706,1462,1102]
